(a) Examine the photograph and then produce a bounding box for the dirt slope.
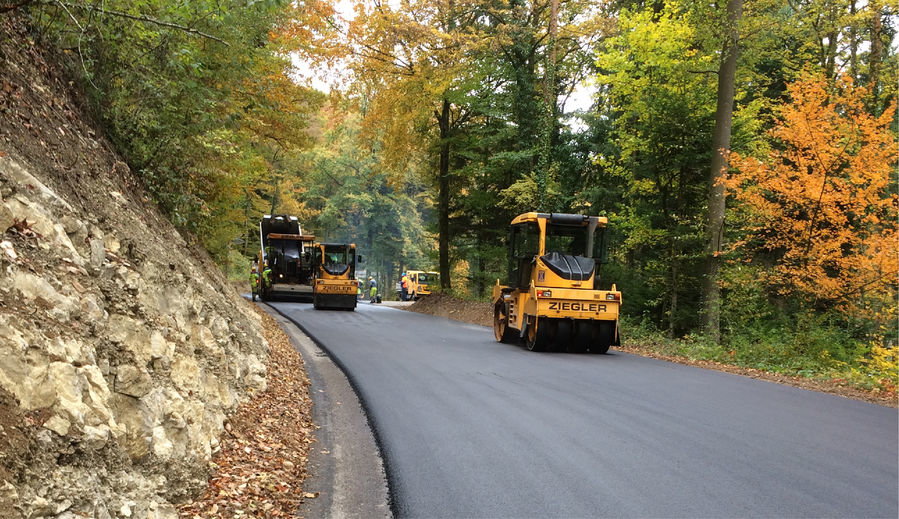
[0,16,312,518]
[406,293,492,327]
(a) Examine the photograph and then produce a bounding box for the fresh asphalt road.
[272,301,898,518]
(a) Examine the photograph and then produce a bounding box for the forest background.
[10,0,898,392]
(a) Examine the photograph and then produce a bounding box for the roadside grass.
[623,316,898,396]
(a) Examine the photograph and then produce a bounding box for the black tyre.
[525,317,549,352]
[543,319,564,352]
[590,321,615,354]
[567,321,589,353]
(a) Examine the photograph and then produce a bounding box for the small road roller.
[312,242,360,311]
[491,212,621,353]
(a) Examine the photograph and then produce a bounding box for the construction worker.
[261,263,273,294]
[250,265,260,302]
[368,276,378,303]
[400,272,409,301]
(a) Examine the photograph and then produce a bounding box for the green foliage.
[625,310,894,391]
[297,98,429,288]
[851,345,899,392]
[224,247,254,282]
[29,0,328,261]
[590,1,722,334]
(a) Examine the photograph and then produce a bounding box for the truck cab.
[406,270,439,300]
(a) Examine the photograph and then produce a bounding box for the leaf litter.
[179,305,317,518]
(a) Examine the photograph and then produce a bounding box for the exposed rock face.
[0,155,270,518]
[0,18,271,519]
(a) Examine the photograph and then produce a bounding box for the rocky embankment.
[0,18,274,518]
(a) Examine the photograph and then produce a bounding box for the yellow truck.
[406,270,439,300]
[312,242,359,310]
[492,212,621,353]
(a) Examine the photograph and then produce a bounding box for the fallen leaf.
[9,218,41,238]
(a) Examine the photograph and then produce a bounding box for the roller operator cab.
[312,243,360,310]
[257,214,316,301]
[406,270,439,300]
[491,212,622,353]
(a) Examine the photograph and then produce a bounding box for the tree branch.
[55,2,229,46]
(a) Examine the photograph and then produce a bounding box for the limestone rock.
[60,215,84,235]
[43,415,71,436]
[1,150,269,517]
[89,239,106,269]
[115,365,152,398]
[11,271,78,319]
[27,496,56,517]
[0,240,15,262]
[170,356,199,394]
[151,426,173,458]
[0,481,21,519]
[0,197,14,233]
[80,294,107,322]
[0,157,74,212]
[0,359,56,411]
[81,425,111,450]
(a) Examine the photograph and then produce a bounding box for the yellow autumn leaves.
[727,74,897,321]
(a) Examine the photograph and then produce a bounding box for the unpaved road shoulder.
[262,304,391,519]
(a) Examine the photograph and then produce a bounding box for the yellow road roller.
[312,242,359,310]
[491,212,621,353]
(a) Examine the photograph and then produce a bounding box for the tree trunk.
[703,0,742,343]
[823,30,839,80]
[437,98,452,290]
[536,0,560,211]
[366,225,374,280]
[669,242,678,339]
[868,3,884,108]
[849,0,858,80]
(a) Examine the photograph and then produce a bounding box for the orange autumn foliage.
[726,74,897,316]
